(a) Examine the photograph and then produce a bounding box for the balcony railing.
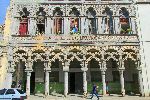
[10,34,139,45]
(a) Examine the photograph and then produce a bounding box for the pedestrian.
[106,81,110,95]
[90,83,99,100]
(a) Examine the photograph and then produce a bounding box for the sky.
[0,0,10,25]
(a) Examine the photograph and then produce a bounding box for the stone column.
[64,17,70,35]
[45,71,50,96]
[25,57,33,97]
[98,17,103,34]
[119,70,125,96]
[28,17,36,36]
[81,17,85,34]
[81,66,88,94]
[44,61,51,97]
[114,17,120,34]
[101,70,106,95]
[130,17,136,34]
[46,17,51,35]
[83,71,87,94]
[137,69,143,96]
[11,18,20,35]
[63,61,69,97]
[26,71,31,97]
[64,71,68,96]
[7,61,15,88]
[7,72,13,88]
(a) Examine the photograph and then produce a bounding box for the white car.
[0,88,27,100]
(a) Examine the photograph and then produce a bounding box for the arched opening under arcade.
[68,58,83,94]
[49,59,64,94]
[87,58,102,94]
[124,58,140,95]
[12,50,27,92]
[31,59,45,94]
[106,58,120,94]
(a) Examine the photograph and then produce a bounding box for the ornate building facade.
[0,0,150,97]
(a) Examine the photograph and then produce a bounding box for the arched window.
[119,7,130,34]
[86,7,97,34]
[53,7,63,34]
[36,7,46,34]
[19,7,29,36]
[69,7,80,34]
[102,7,114,34]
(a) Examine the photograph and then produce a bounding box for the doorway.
[69,72,83,94]
[30,72,35,94]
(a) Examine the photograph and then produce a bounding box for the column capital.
[25,68,33,73]
[81,67,88,72]
[101,69,106,75]
[63,67,69,72]
[118,69,125,75]
[44,68,51,72]
[118,67,125,71]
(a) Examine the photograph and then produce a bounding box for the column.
[114,17,120,34]
[101,70,106,95]
[81,17,85,34]
[26,71,31,97]
[98,17,103,34]
[7,61,15,88]
[84,18,89,35]
[130,17,136,34]
[11,18,20,35]
[64,17,70,35]
[7,72,13,88]
[28,17,36,36]
[83,71,87,94]
[119,70,125,96]
[64,71,68,96]
[46,17,52,35]
[45,71,50,96]
[138,70,143,96]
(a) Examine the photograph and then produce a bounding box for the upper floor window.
[119,7,130,34]
[53,7,63,34]
[86,7,97,34]
[69,7,80,34]
[102,7,114,34]
[19,7,29,36]
[36,7,46,35]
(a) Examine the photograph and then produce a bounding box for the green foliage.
[35,83,45,94]
[49,82,64,94]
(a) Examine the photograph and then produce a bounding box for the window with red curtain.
[19,17,28,36]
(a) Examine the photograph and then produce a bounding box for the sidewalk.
[25,94,150,100]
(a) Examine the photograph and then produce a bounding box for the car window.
[16,89,24,94]
[5,89,15,95]
[0,89,7,95]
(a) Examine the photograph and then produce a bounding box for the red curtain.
[19,18,28,36]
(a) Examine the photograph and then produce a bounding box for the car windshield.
[0,89,7,95]
[16,89,25,94]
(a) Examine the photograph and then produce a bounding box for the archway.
[32,59,45,94]
[12,60,26,91]
[106,58,120,94]
[87,58,101,94]
[124,58,140,95]
[69,58,83,94]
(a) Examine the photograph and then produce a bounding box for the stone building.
[0,0,150,97]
